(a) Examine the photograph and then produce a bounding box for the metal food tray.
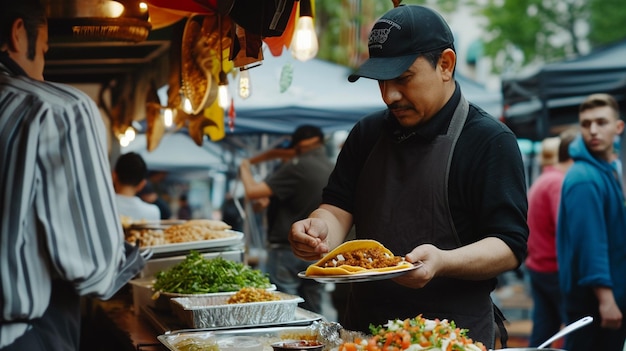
[158,325,324,351]
[170,292,304,329]
[145,230,245,255]
[142,305,324,334]
[129,276,277,312]
[126,219,187,229]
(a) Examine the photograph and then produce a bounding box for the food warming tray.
[170,292,304,329]
[158,325,326,351]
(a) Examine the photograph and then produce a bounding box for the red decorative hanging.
[146,0,216,14]
[228,97,236,132]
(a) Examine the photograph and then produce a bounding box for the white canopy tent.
[121,133,228,173]
[141,52,503,173]
[226,51,502,135]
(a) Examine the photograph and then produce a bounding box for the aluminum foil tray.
[170,292,304,329]
[129,275,275,313]
[158,325,334,351]
[141,305,324,334]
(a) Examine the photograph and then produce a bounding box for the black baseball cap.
[289,125,324,148]
[348,5,455,82]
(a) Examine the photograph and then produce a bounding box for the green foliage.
[312,0,626,74]
[588,0,626,45]
[473,0,626,73]
[315,0,392,67]
[315,0,460,67]
[476,0,582,73]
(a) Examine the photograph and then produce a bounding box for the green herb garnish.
[153,251,271,294]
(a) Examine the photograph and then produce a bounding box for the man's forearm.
[249,148,295,164]
[239,160,272,199]
[437,237,519,280]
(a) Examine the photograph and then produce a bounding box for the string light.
[217,14,229,109]
[182,96,193,114]
[118,125,135,147]
[118,133,129,147]
[218,71,229,109]
[124,126,136,142]
[163,108,174,127]
[238,68,251,99]
[290,0,318,61]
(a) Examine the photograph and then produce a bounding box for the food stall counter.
[81,287,169,351]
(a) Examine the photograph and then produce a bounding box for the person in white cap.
[289,4,528,348]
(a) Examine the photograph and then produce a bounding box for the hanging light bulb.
[218,71,230,109]
[182,97,193,114]
[290,0,318,62]
[217,13,230,109]
[163,108,174,127]
[124,126,136,142]
[238,68,251,99]
[118,132,130,147]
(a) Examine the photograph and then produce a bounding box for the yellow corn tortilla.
[305,239,413,276]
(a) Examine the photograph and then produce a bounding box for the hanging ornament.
[228,97,236,132]
[279,62,293,93]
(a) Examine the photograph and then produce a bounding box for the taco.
[305,239,413,276]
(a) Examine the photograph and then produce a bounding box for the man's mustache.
[387,103,413,110]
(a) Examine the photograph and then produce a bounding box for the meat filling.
[322,248,402,269]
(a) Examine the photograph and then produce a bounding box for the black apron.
[346,96,499,347]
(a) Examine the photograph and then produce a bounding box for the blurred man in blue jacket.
[557,93,626,351]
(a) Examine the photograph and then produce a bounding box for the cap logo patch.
[368,19,401,49]
[348,6,453,82]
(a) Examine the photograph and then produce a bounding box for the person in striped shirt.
[0,0,146,349]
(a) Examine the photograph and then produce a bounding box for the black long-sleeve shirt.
[323,84,529,266]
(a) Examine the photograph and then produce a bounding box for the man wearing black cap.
[289,5,528,348]
[239,125,333,314]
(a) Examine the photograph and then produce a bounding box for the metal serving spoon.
[537,315,593,348]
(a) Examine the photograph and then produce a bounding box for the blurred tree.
[472,0,626,74]
[588,0,626,44]
[311,0,626,76]
[315,0,390,68]
[314,0,461,68]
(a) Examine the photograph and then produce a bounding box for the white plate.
[297,262,423,283]
[146,230,244,254]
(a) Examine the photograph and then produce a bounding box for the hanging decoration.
[204,101,226,141]
[146,0,215,16]
[279,62,294,93]
[263,1,298,56]
[138,0,319,147]
[223,0,296,37]
[228,97,236,132]
[230,23,264,67]
[145,79,166,151]
[181,14,217,115]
